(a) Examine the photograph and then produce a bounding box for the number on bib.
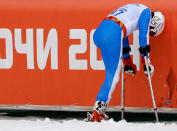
[111,8,127,16]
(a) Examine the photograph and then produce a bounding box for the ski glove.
[139,45,154,77]
[142,57,154,77]
[123,57,137,75]
[139,45,150,57]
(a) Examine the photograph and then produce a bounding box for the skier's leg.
[95,32,123,105]
[90,20,124,122]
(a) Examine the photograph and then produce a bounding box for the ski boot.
[85,101,109,122]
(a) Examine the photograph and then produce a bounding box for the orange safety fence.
[0,0,177,109]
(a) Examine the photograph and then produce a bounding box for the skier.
[87,4,165,122]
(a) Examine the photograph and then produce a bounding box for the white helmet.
[149,11,165,36]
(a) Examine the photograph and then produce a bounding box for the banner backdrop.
[0,0,177,110]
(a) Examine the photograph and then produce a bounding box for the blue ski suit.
[93,4,151,104]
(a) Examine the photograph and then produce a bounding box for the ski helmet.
[150,11,165,36]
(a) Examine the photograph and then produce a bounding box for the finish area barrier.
[0,0,177,112]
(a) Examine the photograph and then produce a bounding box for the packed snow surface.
[0,116,177,131]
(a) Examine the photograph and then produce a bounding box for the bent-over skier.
[88,3,165,122]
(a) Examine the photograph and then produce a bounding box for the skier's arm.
[138,8,154,77]
[123,37,137,75]
[138,8,151,58]
[123,36,131,59]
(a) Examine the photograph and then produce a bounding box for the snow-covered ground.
[0,115,177,131]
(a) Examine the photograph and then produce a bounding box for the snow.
[0,115,177,131]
